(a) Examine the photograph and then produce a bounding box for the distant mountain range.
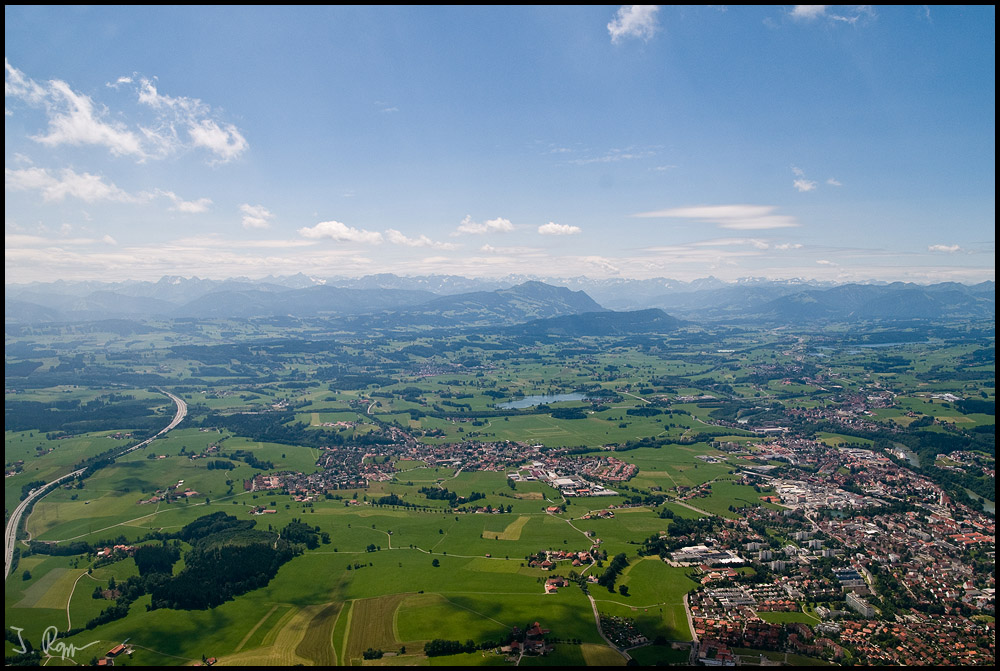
[4,274,994,326]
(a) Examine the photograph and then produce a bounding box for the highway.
[4,388,187,580]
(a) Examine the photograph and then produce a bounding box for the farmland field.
[5,317,994,667]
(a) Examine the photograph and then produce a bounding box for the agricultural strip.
[344,593,410,663]
[215,604,327,666]
[482,515,530,541]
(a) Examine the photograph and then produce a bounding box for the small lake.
[857,341,929,348]
[496,393,588,409]
[965,489,995,515]
[892,442,921,468]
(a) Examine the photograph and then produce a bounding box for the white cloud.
[790,5,829,20]
[188,120,248,163]
[5,58,47,104]
[928,244,961,253]
[816,259,836,265]
[452,215,514,236]
[479,244,543,255]
[608,5,660,44]
[826,177,842,186]
[793,178,817,192]
[174,234,317,249]
[538,222,581,236]
[693,237,771,250]
[775,242,803,250]
[136,78,204,115]
[792,166,817,192]
[158,190,212,213]
[789,5,875,24]
[33,80,146,158]
[5,167,137,203]
[634,204,799,230]
[385,229,459,250]
[6,167,214,213]
[298,220,383,244]
[5,61,248,163]
[567,147,657,165]
[240,203,274,230]
[5,233,106,247]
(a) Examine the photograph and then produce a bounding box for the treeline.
[549,407,587,420]
[419,487,485,506]
[5,396,165,435]
[375,493,420,509]
[203,411,391,449]
[424,639,499,657]
[956,398,994,415]
[280,519,328,549]
[149,512,303,610]
[222,449,274,470]
[19,480,46,501]
[597,552,629,591]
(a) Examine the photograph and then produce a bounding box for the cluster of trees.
[223,449,274,470]
[203,411,391,449]
[5,396,164,435]
[626,407,663,417]
[280,519,328,549]
[133,544,181,576]
[597,552,629,591]
[641,516,721,557]
[418,487,485,506]
[150,513,302,610]
[424,639,482,657]
[19,480,45,501]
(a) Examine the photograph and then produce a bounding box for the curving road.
[4,388,187,580]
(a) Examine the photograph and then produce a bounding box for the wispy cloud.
[187,120,248,163]
[6,166,212,212]
[928,244,961,253]
[174,234,317,249]
[5,62,248,163]
[6,166,137,203]
[789,5,876,24]
[790,5,829,21]
[633,204,799,230]
[29,78,146,158]
[792,166,817,192]
[793,178,817,192]
[692,237,771,250]
[566,146,657,166]
[5,233,113,247]
[538,222,581,236]
[479,244,544,256]
[385,229,458,250]
[240,203,274,230]
[158,190,212,213]
[608,5,660,44]
[826,177,842,186]
[298,220,383,244]
[451,215,514,236]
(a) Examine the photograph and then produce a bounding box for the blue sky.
[5,5,995,284]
